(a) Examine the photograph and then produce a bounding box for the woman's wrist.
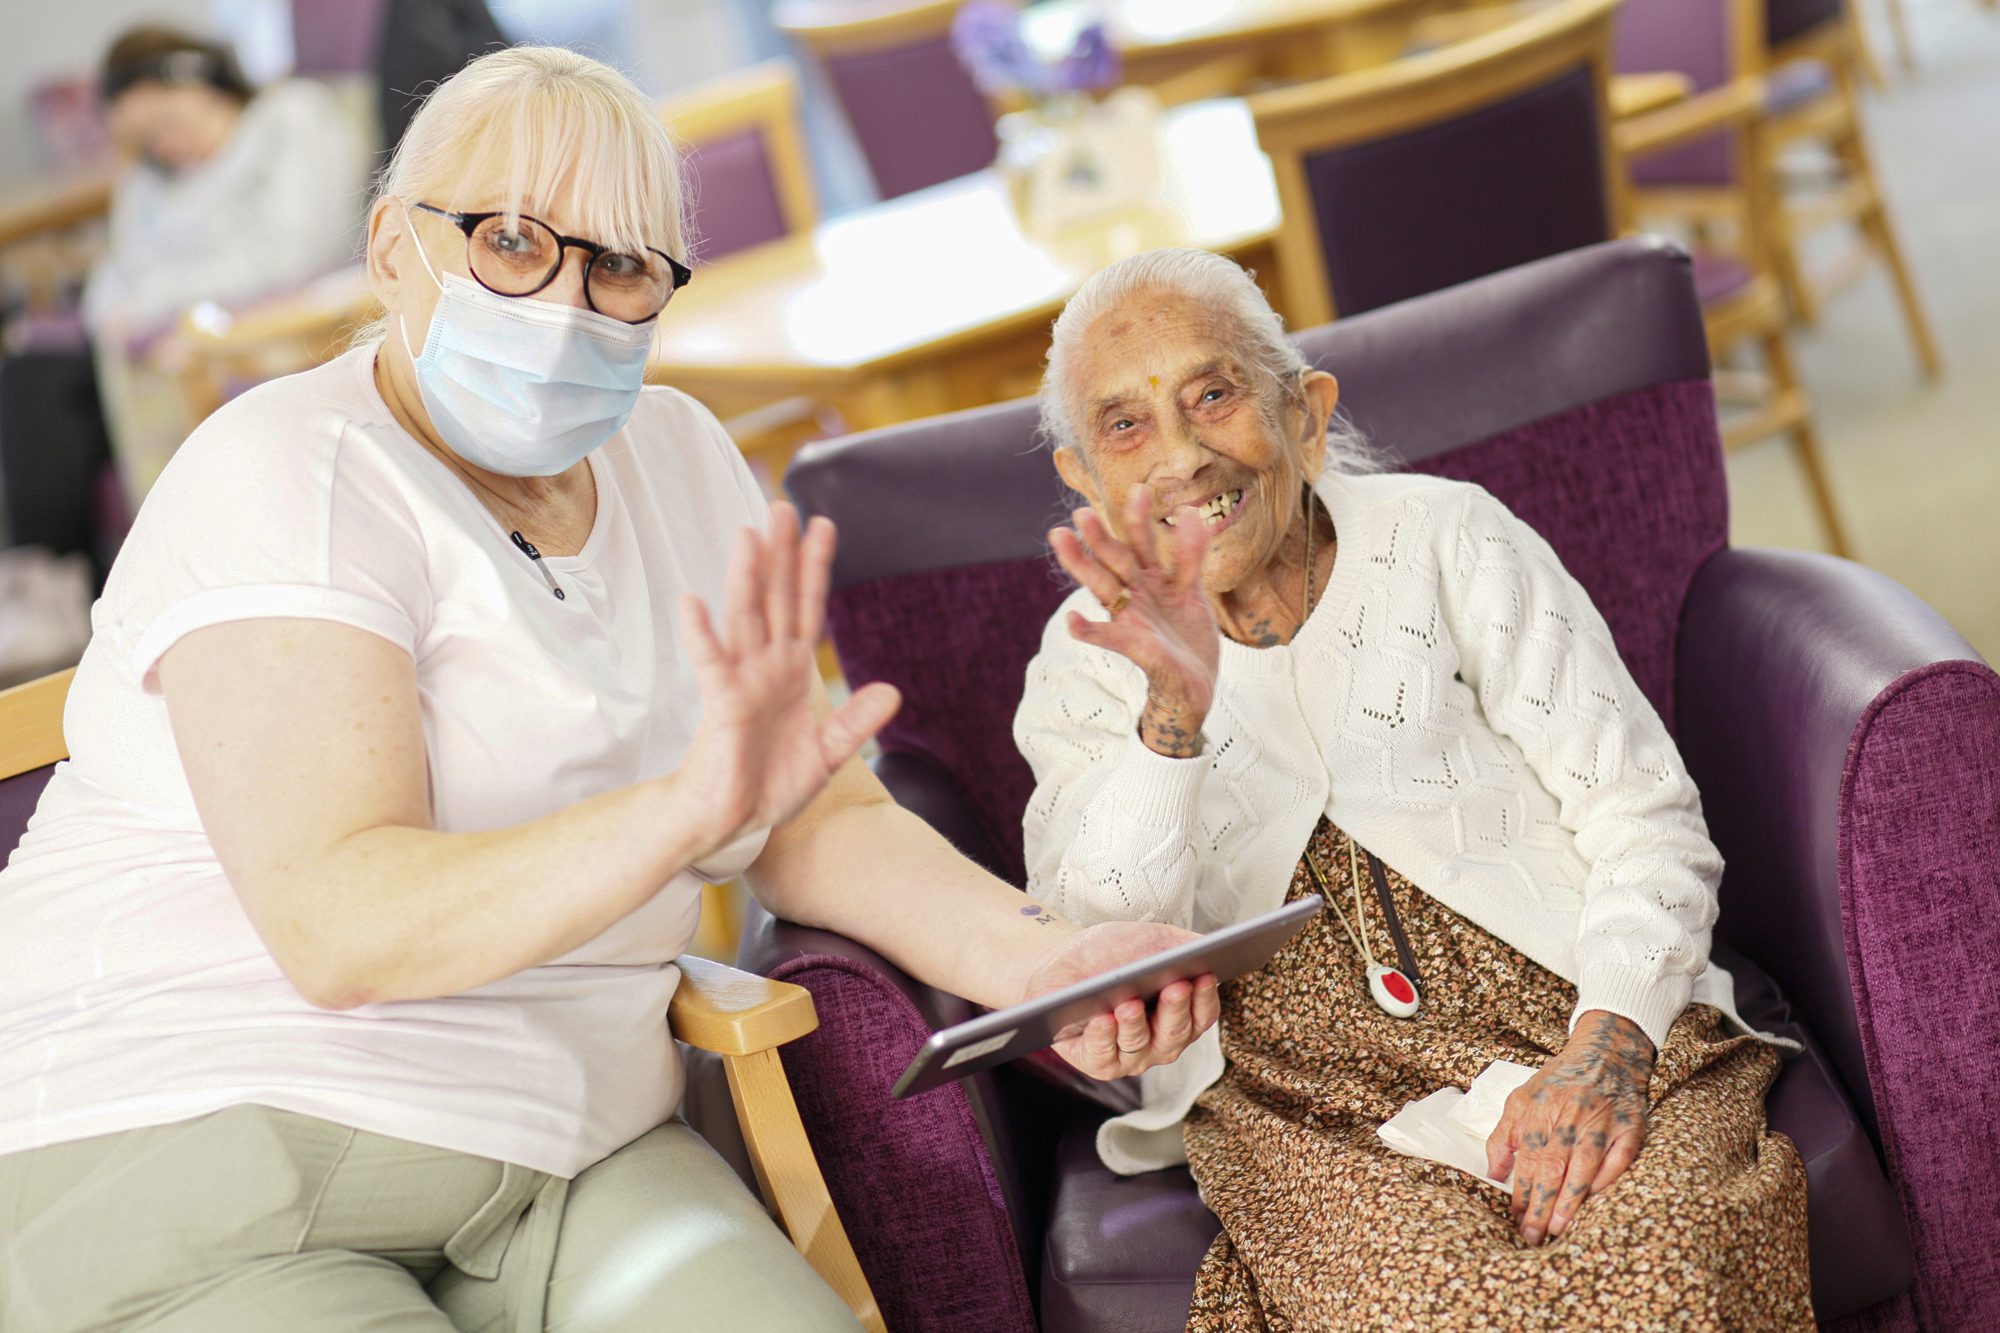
[1138,689,1207,758]
[652,767,745,871]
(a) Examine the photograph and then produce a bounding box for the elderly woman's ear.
[1052,444,1101,514]
[1293,371,1341,484]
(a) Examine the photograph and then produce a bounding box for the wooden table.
[647,98,1280,431]
[1024,0,1464,95]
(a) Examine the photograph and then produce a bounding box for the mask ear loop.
[395,199,446,361]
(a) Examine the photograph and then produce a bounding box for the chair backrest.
[660,60,820,263]
[1765,0,1844,51]
[1614,0,1763,188]
[1250,0,1623,327]
[291,0,391,78]
[785,238,1722,884]
[774,0,999,200]
[0,670,74,862]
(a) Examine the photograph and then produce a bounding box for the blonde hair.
[1040,248,1379,473]
[357,45,686,341]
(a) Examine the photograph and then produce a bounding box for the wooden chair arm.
[670,954,885,1331]
[1616,78,1763,159]
[0,168,113,252]
[671,953,820,1054]
[1610,70,1695,120]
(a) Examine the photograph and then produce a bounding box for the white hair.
[1039,248,1378,472]
[356,45,686,342]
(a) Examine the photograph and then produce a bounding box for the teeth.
[1162,489,1244,527]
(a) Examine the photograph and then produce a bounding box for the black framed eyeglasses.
[412,202,692,324]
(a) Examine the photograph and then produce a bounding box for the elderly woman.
[0,50,1217,1331]
[1016,249,1813,1330]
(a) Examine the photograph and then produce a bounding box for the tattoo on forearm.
[1139,697,1202,758]
[1018,904,1058,926]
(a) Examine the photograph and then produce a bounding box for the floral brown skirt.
[1183,819,1813,1332]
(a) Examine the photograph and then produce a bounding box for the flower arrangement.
[950,1,1121,105]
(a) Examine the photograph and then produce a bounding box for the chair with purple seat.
[742,237,2000,1331]
[1621,0,1939,379]
[1251,0,1848,555]
[655,60,834,485]
[774,0,999,201]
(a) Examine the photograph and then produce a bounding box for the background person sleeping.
[1015,248,1813,1331]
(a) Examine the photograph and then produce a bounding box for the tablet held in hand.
[891,895,1324,1098]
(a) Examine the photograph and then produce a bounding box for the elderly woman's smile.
[1050,286,1340,614]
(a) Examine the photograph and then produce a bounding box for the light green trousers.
[0,1105,861,1333]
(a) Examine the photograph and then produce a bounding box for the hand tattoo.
[1139,694,1202,758]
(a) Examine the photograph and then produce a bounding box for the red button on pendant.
[1367,964,1421,1018]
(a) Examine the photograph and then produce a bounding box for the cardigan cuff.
[1106,731,1209,831]
[1571,963,1691,1053]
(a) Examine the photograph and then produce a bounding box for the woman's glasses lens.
[467,215,675,323]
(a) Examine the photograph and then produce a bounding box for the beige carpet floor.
[1723,0,2000,661]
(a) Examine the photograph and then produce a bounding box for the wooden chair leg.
[1880,0,1916,72]
[723,1048,887,1332]
[1760,328,1854,558]
[1830,93,1943,378]
[1848,4,1891,88]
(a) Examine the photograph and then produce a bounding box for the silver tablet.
[890,895,1324,1099]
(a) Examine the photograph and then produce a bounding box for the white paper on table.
[1377,1059,1540,1191]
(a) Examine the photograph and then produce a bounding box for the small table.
[1031,0,1450,92]
[647,98,1280,431]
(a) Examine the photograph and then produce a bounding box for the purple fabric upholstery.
[290,0,389,77]
[1679,549,2000,1329]
[1616,0,1739,187]
[1304,65,1610,317]
[683,128,791,263]
[1039,1124,1217,1333]
[1692,249,1756,304]
[763,242,1965,1327]
[1767,0,1844,50]
[820,33,998,199]
[829,559,1070,884]
[0,767,54,861]
[737,918,1039,1333]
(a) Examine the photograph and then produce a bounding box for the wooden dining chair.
[0,667,885,1333]
[773,0,999,200]
[175,264,381,425]
[656,60,839,493]
[1249,0,1851,555]
[1759,0,1941,376]
[661,59,820,262]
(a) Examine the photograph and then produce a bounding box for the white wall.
[0,0,212,182]
[1,0,752,182]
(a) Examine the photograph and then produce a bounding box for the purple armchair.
[740,239,1999,1331]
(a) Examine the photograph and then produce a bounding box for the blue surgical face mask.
[397,224,656,478]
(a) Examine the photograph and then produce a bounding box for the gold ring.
[1106,589,1131,616]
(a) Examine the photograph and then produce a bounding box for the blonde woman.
[0,49,1216,1331]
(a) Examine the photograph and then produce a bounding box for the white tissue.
[1376,1059,1539,1191]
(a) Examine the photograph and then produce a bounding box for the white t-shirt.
[0,346,770,1177]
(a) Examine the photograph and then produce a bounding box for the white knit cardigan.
[1015,469,1777,1176]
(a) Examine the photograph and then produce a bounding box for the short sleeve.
[108,375,433,691]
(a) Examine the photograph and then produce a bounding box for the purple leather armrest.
[1675,547,2000,1331]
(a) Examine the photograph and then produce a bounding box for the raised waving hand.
[678,503,901,854]
[1049,484,1220,758]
